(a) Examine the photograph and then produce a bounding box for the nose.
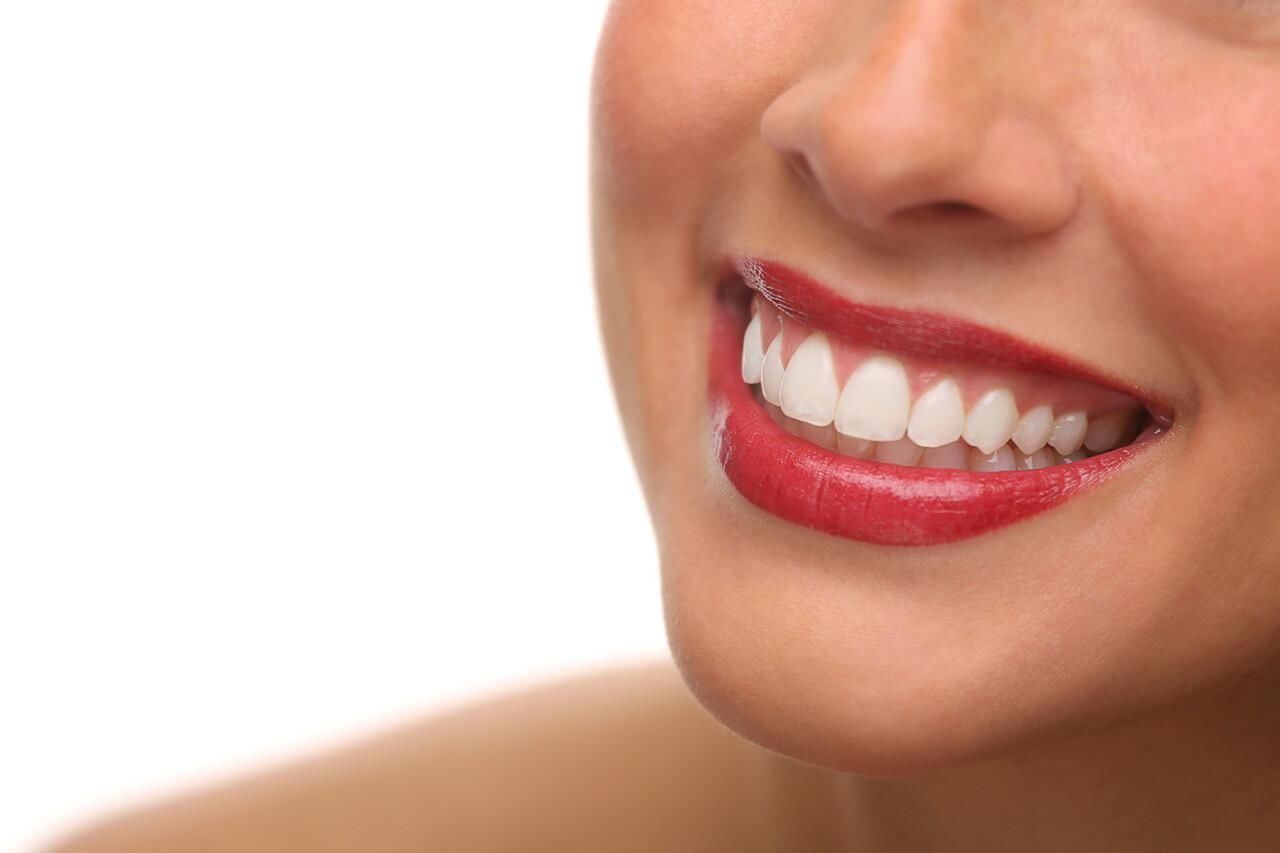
[761,3,1078,241]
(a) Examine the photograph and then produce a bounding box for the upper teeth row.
[741,313,1138,457]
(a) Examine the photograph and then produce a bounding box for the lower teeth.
[761,394,1105,472]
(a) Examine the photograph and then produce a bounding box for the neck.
[806,669,1280,852]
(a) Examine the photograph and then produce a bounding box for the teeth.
[962,389,1019,455]
[970,444,1016,472]
[1016,448,1058,470]
[834,355,911,442]
[921,441,969,470]
[795,420,837,452]
[1084,410,1137,453]
[907,379,965,448]
[1048,411,1088,456]
[1011,405,1054,455]
[741,312,765,384]
[780,333,839,427]
[744,315,1143,469]
[875,437,925,466]
[836,433,875,460]
[764,399,788,428]
[761,332,785,405]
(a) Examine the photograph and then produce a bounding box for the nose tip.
[761,13,1079,241]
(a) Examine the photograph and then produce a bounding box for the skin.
[50,1,1280,850]
[591,0,1280,848]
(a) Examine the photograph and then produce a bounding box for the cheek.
[592,0,730,203]
[1101,66,1280,409]
[1088,56,1280,641]
[591,0,826,211]
[1151,132,1280,382]
[591,0,833,495]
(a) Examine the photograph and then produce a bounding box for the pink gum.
[754,299,1140,416]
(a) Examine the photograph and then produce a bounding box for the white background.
[0,2,668,849]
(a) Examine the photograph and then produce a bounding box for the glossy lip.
[709,258,1170,547]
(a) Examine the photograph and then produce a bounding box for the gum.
[753,296,1141,418]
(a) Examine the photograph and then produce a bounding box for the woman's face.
[590,1,1280,772]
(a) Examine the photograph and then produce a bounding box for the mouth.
[709,257,1172,547]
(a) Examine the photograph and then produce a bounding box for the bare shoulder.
[49,661,836,852]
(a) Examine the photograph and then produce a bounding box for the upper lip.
[732,256,1171,424]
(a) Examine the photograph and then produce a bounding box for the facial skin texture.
[592,1,1280,848]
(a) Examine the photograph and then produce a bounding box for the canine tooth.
[875,437,925,466]
[741,312,765,384]
[1011,405,1054,455]
[834,355,910,442]
[962,389,1019,455]
[907,378,965,448]
[1016,448,1057,470]
[1049,411,1088,455]
[1084,410,1136,453]
[780,333,839,427]
[761,333,785,405]
[970,445,1016,472]
[921,442,969,470]
[836,433,875,459]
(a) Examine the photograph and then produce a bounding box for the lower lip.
[709,292,1158,547]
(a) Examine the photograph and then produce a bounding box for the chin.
[657,516,1175,777]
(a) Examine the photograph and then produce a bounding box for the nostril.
[786,152,817,188]
[893,199,986,226]
[933,200,980,216]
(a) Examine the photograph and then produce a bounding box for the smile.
[710,258,1172,546]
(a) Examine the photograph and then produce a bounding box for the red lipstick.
[709,258,1165,547]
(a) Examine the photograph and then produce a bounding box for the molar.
[907,378,965,448]
[834,354,911,442]
[1084,410,1138,453]
[962,389,1019,455]
[780,333,839,427]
